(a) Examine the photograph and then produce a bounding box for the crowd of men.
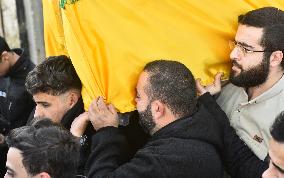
[0,6,283,178]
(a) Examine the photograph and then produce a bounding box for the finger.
[195,78,207,94]
[97,96,108,111]
[107,104,117,115]
[80,112,89,122]
[89,97,100,114]
[214,72,223,88]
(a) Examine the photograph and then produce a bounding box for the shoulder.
[217,83,242,105]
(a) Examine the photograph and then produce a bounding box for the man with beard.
[83,60,223,177]
[216,7,284,160]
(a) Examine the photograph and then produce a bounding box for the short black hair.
[238,7,284,69]
[0,36,11,62]
[238,7,284,27]
[143,60,197,118]
[25,55,82,95]
[5,119,80,178]
[270,111,284,143]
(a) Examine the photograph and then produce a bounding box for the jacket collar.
[5,48,34,79]
[61,97,84,129]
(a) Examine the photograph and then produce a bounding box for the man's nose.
[230,47,241,62]
[34,106,45,118]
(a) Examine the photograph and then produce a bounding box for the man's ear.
[36,172,51,178]
[270,50,283,67]
[1,51,9,62]
[68,90,80,108]
[151,100,165,120]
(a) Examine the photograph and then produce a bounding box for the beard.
[138,104,156,134]
[229,56,270,88]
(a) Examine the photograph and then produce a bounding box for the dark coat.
[198,93,268,178]
[0,48,35,134]
[86,104,224,178]
[59,97,94,175]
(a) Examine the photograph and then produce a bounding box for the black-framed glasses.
[229,40,267,55]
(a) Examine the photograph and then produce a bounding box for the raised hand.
[196,72,223,95]
[88,96,119,131]
[70,112,89,137]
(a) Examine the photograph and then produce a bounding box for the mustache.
[232,60,242,69]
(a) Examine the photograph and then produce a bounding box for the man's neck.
[9,52,20,67]
[150,113,177,136]
[247,70,284,100]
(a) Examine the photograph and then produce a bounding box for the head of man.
[135,60,197,135]
[4,119,80,178]
[229,7,284,88]
[25,55,82,123]
[0,37,14,77]
[262,111,284,178]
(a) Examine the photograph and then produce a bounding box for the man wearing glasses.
[215,7,284,161]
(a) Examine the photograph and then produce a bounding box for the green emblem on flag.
[59,0,79,9]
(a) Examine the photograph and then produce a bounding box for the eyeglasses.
[229,40,267,55]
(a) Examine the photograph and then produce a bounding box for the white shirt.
[217,76,284,160]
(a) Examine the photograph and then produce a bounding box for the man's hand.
[88,96,119,131]
[196,72,223,95]
[70,112,89,137]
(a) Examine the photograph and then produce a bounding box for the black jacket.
[86,104,224,178]
[26,98,148,176]
[59,97,94,175]
[0,48,35,134]
[198,93,268,178]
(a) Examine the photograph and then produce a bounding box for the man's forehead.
[6,147,23,170]
[137,72,149,88]
[7,147,30,177]
[33,92,60,102]
[269,139,284,171]
[235,24,264,47]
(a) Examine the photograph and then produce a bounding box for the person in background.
[0,36,35,177]
[0,36,35,134]
[4,118,80,178]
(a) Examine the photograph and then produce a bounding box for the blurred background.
[0,0,44,64]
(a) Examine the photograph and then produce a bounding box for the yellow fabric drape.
[42,0,284,112]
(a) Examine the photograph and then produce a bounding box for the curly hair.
[25,55,82,95]
[5,119,80,178]
[143,60,197,118]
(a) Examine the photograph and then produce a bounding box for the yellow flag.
[42,0,284,112]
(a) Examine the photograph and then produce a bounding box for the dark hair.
[25,55,82,95]
[0,36,11,62]
[270,111,284,143]
[143,60,197,118]
[238,7,284,69]
[5,119,80,178]
[238,7,284,27]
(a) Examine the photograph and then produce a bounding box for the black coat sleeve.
[86,127,165,178]
[198,92,268,178]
